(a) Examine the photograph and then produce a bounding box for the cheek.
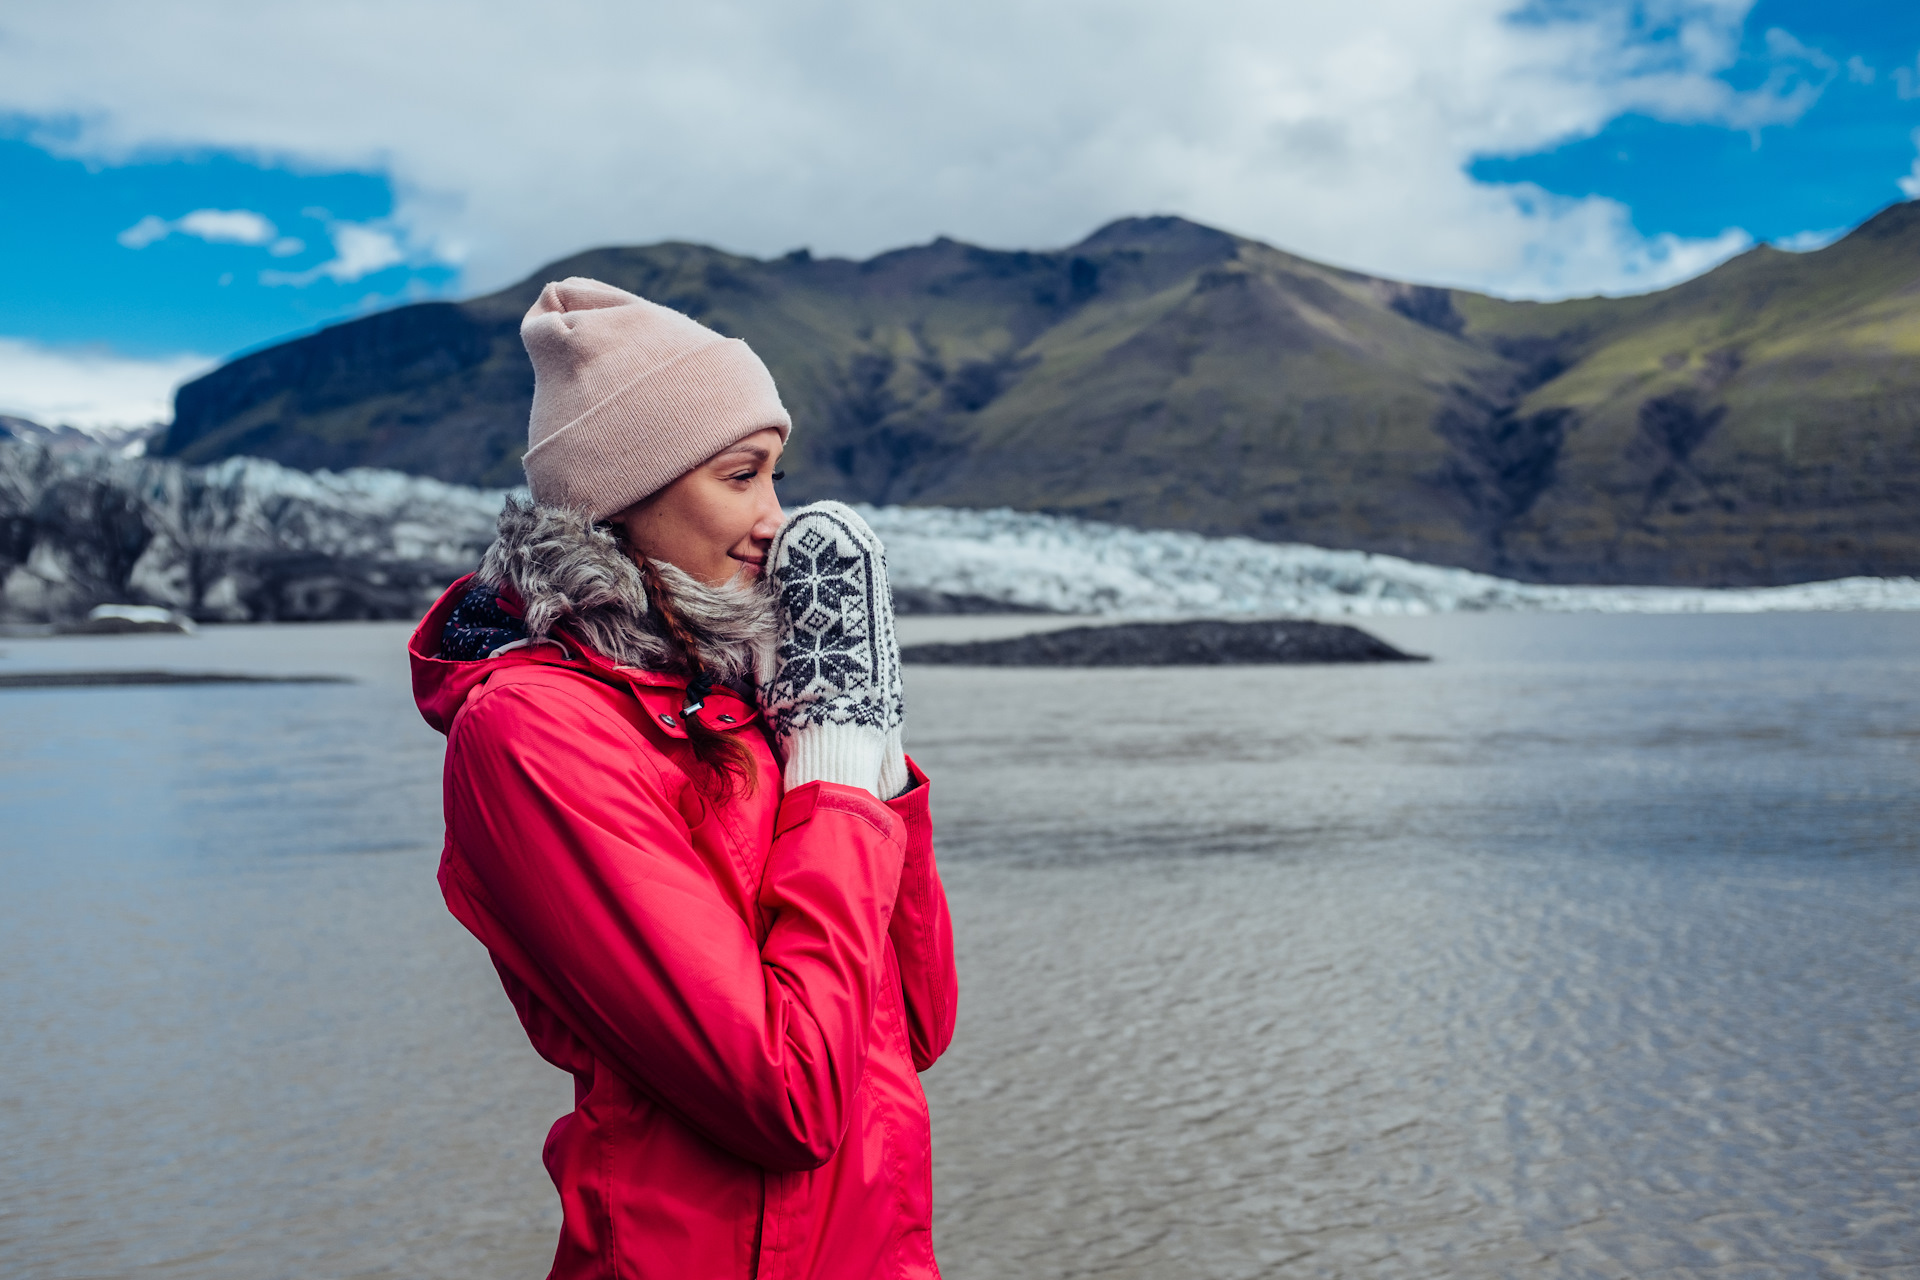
[688,489,760,565]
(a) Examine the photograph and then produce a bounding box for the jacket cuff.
[776,778,907,843]
[886,754,930,808]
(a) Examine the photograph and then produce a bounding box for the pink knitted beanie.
[519,277,792,520]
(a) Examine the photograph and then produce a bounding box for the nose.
[752,485,784,542]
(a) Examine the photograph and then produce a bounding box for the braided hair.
[631,554,759,802]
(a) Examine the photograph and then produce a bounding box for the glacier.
[3,436,1917,624]
[0,439,507,623]
[859,505,1920,617]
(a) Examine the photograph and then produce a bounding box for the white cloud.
[261,221,405,285]
[116,214,172,249]
[0,1,1833,299]
[1899,129,1920,201]
[1772,226,1846,252]
[120,206,407,285]
[175,208,277,244]
[1897,56,1920,101]
[117,207,278,249]
[0,337,214,431]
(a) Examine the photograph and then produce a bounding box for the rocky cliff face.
[150,208,1920,586]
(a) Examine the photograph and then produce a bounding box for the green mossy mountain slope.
[157,207,1920,585]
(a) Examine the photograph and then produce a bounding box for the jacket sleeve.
[886,756,958,1070]
[441,676,906,1172]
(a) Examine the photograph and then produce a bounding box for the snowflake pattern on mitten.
[762,504,904,737]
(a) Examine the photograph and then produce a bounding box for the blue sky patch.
[0,133,453,360]
[1473,1,1920,247]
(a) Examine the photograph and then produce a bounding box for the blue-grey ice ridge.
[3,438,1917,623]
[856,504,1920,617]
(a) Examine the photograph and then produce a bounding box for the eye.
[771,470,786,482]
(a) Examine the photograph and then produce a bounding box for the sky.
[1,0,1918,431]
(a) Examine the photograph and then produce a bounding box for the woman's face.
[612,427,787,586]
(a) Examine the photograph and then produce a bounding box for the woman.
[408,278,957,1279]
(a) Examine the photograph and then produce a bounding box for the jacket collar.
[409,574,759,741]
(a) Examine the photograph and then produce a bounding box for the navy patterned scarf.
[438,582,527,661]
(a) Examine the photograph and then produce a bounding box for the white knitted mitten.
[759,502,908,799]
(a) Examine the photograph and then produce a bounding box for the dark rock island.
[900,619,1425,666]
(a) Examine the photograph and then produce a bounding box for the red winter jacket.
[409,577,958,1279]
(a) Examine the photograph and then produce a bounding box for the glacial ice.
[4,436,1917,623]
[858,505,1920,617]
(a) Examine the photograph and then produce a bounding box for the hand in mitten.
[759,502,908,800]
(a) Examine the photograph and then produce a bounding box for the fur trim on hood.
[476,496,774,683]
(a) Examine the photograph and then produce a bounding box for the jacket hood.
[478,496,773,679]
[410,497,776,737]
[410,576,505,735]
[409,574,767,739]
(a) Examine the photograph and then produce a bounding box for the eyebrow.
[712,445,773,467]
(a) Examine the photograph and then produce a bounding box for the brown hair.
[633,555,758,803]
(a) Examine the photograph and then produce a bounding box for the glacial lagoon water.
[0,612,1915,1279]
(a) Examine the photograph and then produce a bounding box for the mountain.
[152,206,1920,586]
